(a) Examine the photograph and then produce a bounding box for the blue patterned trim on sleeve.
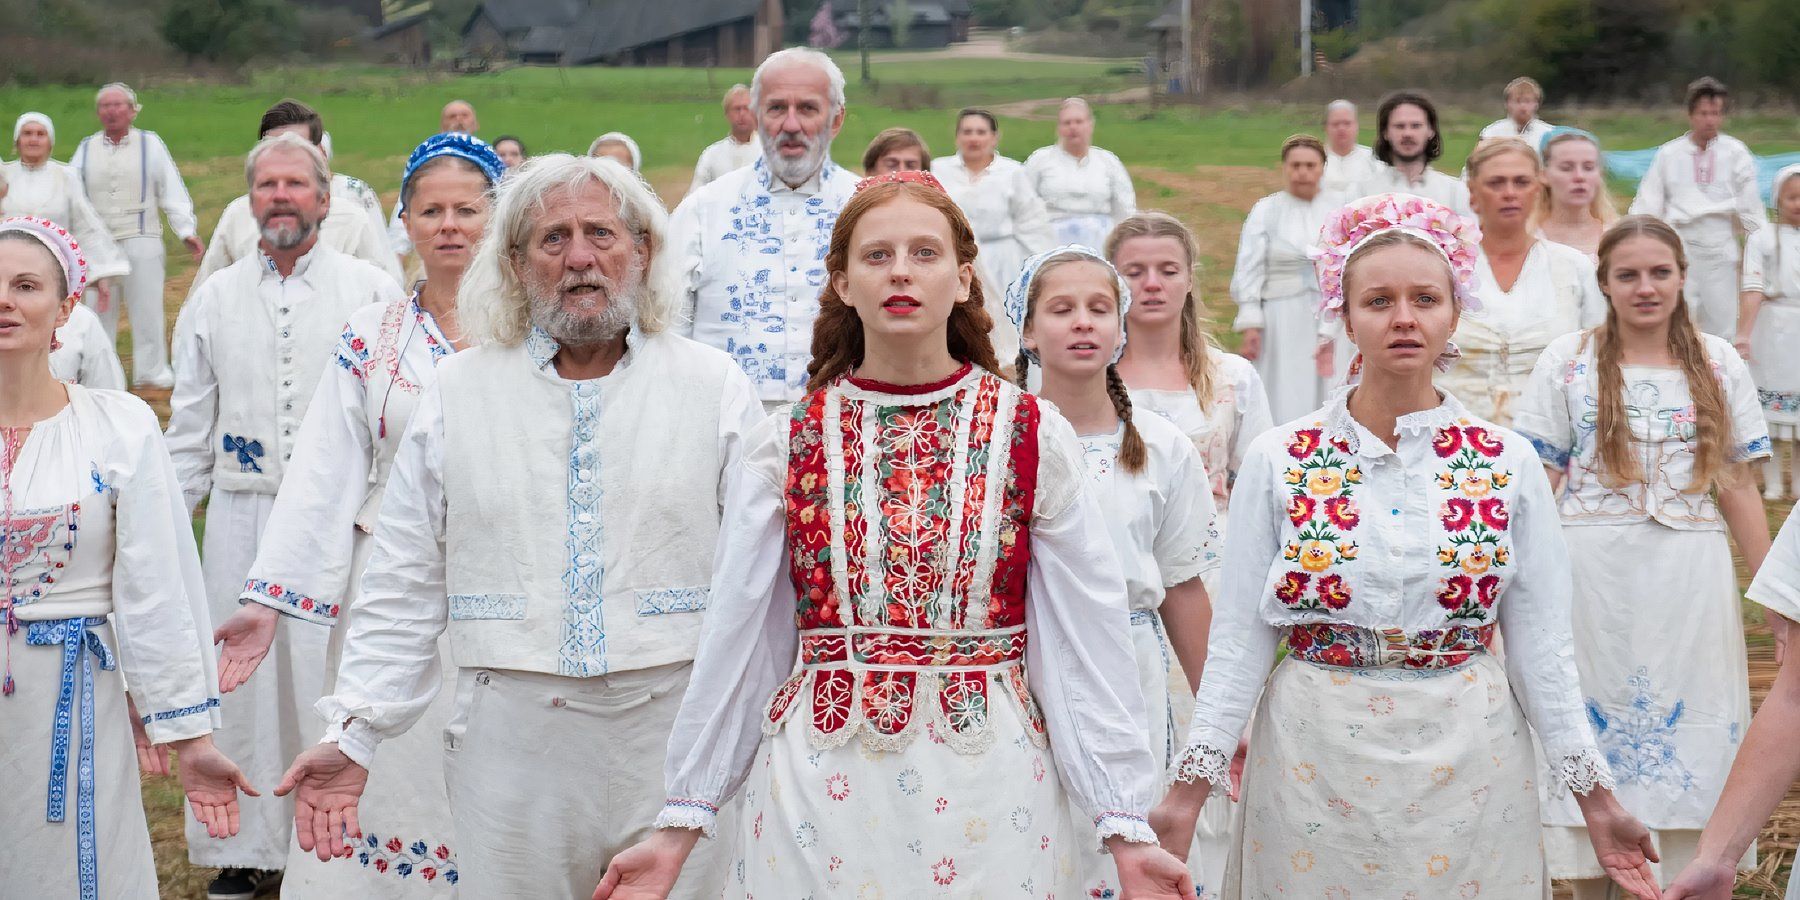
[560,380,607,676]
[1734,434,1773,462]
[243,578,339,623]
[634,587,709,616]
[140,697,221,724]
[447,594,527,620]
[1519,431,1571,469]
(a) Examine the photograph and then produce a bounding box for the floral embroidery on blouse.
[1432,426,1514,622]
[1276,428,1364,611]
[352,832,458,885]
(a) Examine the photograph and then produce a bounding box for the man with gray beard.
[164,131,403,900]
[275,154,759,899]
[669,46,859,411]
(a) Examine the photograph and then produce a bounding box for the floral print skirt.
[729,689,1083,899]
[1228,654,1547,899]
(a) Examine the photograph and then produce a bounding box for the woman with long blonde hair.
[1531,127,1619,262]
[1515,214,1774,895]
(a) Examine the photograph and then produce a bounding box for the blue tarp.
[1605,148,1800,207]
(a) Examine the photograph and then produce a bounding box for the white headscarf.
[13,112,54,147]
[587,132,642,171]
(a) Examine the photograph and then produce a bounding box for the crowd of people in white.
[2,51,1799,900]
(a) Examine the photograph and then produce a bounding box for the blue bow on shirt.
[222,434,264,473]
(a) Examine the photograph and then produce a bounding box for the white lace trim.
[762,669,1045,754]
[1094,812,1158,849]
[1551,747,1617,796]
[652,802,717,837]
[1170,741,1232,789]
[1321,385,1471,456]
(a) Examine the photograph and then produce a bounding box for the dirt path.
[862,28,1137,66]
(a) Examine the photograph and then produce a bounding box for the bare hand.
[594,829,700,899]
[1582,798,1663,900]
[1148,779,1210,862]
[276,743,370,861]
[1315,340,1335,379]
[171,736,259,839]
[1109,839,1197,900]
[1227,736,1248,802]
[1661,859,1736,900]
[183,235,206,263]
[1732,337,1753,362]
[127,696,171,776]
[88,280,112,316]
[215,603,279,693]
[1768,611,1790,666]
[1239,328,1263,362]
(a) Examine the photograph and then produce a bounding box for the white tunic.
[1350,162,1473,219]
[669,157,859,404]
[318,327,761,764]
[1230,190,1340,423]
[1438,239,1605,426]
[1628,134,1763,250]
[1023,144,1136,248]
[49,303,126,390]
[67,128,198,241]
[687,134,763,195]
[0,160,131,279]
[1479,117,1556,152]
[1322,144,1379,197]
[1,386,220,899]
[188,174,401,298]
[931,154,1056,293]
[1739,223,1800,436]
[1127,352,1274,515]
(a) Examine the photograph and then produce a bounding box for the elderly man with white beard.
[274,154,760,899]
[165,132,403,900]
[669,46,859,412]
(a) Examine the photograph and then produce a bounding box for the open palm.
[1590,812,1663,900]
[174,739,258,839]
[276,744,370,861]
[214,605,278,693]
[1662,860,1736,900]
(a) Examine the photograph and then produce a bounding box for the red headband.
[853,170,947,194]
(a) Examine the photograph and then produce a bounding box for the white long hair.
[457,153,677,346]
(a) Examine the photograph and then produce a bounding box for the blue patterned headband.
[401,133,506,210]
[1538,125,1600,158]
[1003,244,1133,366]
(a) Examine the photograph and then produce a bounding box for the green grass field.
[4,56,1795,897]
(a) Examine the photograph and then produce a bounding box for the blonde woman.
[1532,127,1619,262]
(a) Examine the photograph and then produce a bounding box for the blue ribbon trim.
[25,616,116,900]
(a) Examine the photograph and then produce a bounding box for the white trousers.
[1683,241,1741,339]
[94,235,173,385]
[442,662,731,900]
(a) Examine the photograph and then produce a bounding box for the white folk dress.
[1740,223,1800,439]
[50,303,127,391]
[0,159,131,283]
[1231,190,1340,423]
[1024,144,1136,250]
[240,292,462,894]
[0,386,221,900]
[1176,387,1615,898]
[1479,118,1556,152]
[1628,134,1764,338]
[1127,353,1274,524]
[932,154,1056,296]
[1514,331,1770,879]
[1438,239,1604,427]
[1350,164,1473,219]
[1323,145,1379,198]
[688,135,762,195]
[1746,503,1800,899]
[655,366,1161,898]
[1077,414,1230,898]
[165,245,403,868]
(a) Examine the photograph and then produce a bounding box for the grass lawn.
[3,56,1794,897]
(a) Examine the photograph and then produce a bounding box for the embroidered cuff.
[1551,747,1617,796]
[322,718,380,769]
[1231,302,1266,332]
[1171,741,1233,790]
[1519,431,1571,470]
[653,798,719,837]
[242,578,340,625]
[140,697,220,744]
[1733,435,1773,463]
[1094,812,1157,849]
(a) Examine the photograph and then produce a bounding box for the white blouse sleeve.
[1717,340,1773,461]
[353,214,407,286]
[149,134,198,241]
[1628,149,1668,218]
[1741,229,1775,294]
[666,192,707,335]
[1230,363,1275,482]
[164,300,219,511]
[73,308,126,391]
[315,383,450,767]
[656,413,798,836]
[1494,452,1614,794]
[1027,410,1158,845]
[1174,437,1284,786]
[1229,199,1271,332]
[106,397,222,743]
[1010,166,1057,257]
[1730,144,1766,235]
[1109,153,1137,223]
[240,324,375,625]
[1748,504,1800,622]
[1155,441,1220,587]
[1511,339,1578,472]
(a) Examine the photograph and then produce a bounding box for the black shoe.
[206,868,281,900]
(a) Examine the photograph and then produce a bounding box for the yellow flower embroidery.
[964,817,988,843]
[1299,541,1335,573]
[1336,542,1359,561]
[1307,469,1344,496]
[1284,467,1305,485]
[1491,471,1511,488]
[1459,550,1492,575]
[1460,472,1492,497]
[1292,850,1316,873]
[1282,542,1301,561]
[1494,546,1511,565]
[1427,854,1451,877]
[1430,765,1456,786]
[1345,466,1364,485]
[1292,763,1318,784]
[1437,547,1458,565]
[1436,471,1456,489]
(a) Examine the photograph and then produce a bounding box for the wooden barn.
[462,0,782,67]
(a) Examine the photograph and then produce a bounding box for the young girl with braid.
[1006,245,1223,897]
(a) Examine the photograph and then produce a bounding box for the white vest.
[437,329,741,677]
[73,129,162,238]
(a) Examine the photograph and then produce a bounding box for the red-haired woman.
[594,171,1193,899]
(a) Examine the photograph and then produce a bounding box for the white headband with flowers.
[1309,192,1482,322]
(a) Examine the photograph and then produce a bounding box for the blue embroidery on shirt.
[1518,431,1571,469]
[560,380,607,676]
[141,697,220,723]
[222,434,264,473]
[89,463,110,495]
[1735,434,1772,461]
[1586,666,1695,790]
[447,593,528,620]
[634,587,709,616]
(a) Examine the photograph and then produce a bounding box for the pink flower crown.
[854,170,947,195]
[1308,193,1482,322]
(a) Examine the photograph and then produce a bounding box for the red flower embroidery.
[1287,626,1315,652]
[1319,643,1356,667]
[374,859,389,873]
[1432,427,1463,458]
[1440,497,1475,531]
[1437,575,1473,610]
[931,857,958,885]
[1287,428,1323,459]
[1317,574,1352,610]
[421,868,437,881]
[1465,426,1504,458]
[1275,572,1312,606]
[1477,497,1509,530]
[1287,494,1316,525]
[435,845,452,860]
[386,837,404,853]
[1324,496,1360,529]
[1476,575,1501,609]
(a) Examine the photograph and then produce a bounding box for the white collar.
[1322,385,1469,458]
